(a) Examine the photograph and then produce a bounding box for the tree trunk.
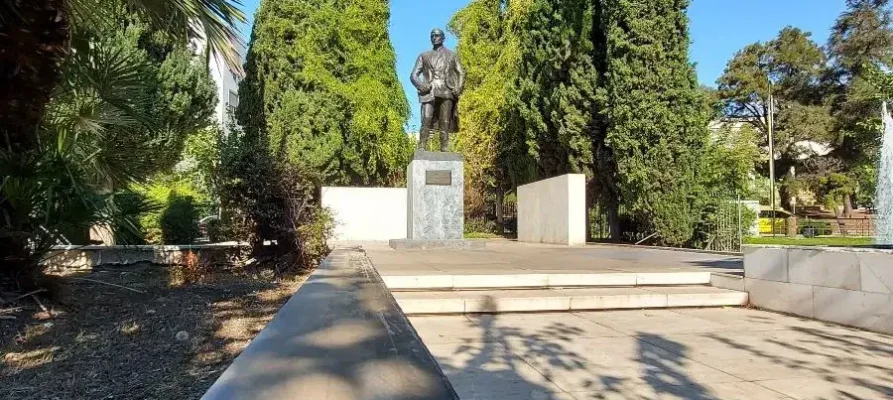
[1,0,71,289]
[607,201,621,241]
[843,195,854,218]
[1,0,70,149]
[495,186,504,235]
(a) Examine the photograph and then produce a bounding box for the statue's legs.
[419,102,436,150]
[438,98,454,152]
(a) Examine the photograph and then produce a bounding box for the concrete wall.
[322,187,407,241]
[517,174,586,245]
[44,244,249,270]
[202,247,459,400]
[743,245,893,334]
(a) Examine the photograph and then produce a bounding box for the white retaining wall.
[322,187,407,241]
[743,245,893,334]
[517,174,586,245]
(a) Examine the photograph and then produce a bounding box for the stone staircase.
[384,272,748,315]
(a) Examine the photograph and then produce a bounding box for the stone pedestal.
[406,150,464,240]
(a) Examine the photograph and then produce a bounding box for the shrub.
[799,220,832,237]
[134,177,209,244]
[465,217,499,235]
[160,192,201,244]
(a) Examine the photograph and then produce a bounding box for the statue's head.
[430,28,445,47]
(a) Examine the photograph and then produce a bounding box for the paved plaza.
[362,241,743,276]
[411,308,893,400]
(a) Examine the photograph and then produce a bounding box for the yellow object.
[758,218,786,234]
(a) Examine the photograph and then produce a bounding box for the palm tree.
[1,0,245,288]
[1,0,244,151]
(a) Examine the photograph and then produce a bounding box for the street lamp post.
[768,76,777,237]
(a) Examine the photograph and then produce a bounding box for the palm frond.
[127,0,246,73]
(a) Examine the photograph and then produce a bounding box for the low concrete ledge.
[389,239,486,251]
[44,243,250,270]
[743,245,893,334]
[202,247,458,400]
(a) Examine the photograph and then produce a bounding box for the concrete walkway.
[410,308,893,399]
[360,241,743,276]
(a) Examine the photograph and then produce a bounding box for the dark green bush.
[160,192,200,244]
[799,220,832,237]
[465,217,500,234]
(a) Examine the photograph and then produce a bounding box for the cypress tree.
[238,0,412,186]
[516,0,599,177]
[598,0,709,244]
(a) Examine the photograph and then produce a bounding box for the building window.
[226,90,239,115]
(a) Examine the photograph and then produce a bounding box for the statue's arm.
[454,56,466,96]
[410,55,430,93]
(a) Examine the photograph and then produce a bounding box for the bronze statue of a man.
[411,28,465,152]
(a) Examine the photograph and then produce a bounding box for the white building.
[189,29,246,132]
[207,41,246,131]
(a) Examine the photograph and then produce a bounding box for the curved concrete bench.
[202,247,458,400]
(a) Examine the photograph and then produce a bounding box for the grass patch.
[744,236,875,247]
[1,263,303,399]
[465,231,502,239]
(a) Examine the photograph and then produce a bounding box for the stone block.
[787,248,861,290]
[813,286,893,334]
[859,252,893,294]
[710,273,745,291]
[745,278,814,318]
[517,174,586,245]
[464,294,570,313]
[743,246,788,282]
[406,151,464,240]
[451,274,549,289]
[382,275,454,290]
[547,273,637,287]
[322,187,407,241]
[665,291,749,307]
[388,239,485,251]
[569,288,667,310]
[396,297,466,315]
[635,272,711,285]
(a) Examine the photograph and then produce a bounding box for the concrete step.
[394,286,747,315]
[383,271,712,291]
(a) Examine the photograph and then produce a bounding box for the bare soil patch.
[1,263,302,399]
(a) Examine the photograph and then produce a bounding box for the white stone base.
[406,151,464,240]
[743,245,893,334]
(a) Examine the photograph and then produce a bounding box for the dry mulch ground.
[0,263,303,399]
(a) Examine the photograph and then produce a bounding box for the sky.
[237,0,849,130]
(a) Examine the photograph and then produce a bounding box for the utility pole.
[767,76,777,237]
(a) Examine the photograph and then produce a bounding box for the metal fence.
[589,193,746,252]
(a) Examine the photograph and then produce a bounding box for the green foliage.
[744,236,873,246]
[160,192,201,244]
[700,124,761,197]
[798,220,832,237]
[600,0,709,245]
[238,0,412,186]
[465,217,500,235]
[216,123,334,269]
[717,27,832,175]
[450,0,532,215]
[516,0,598,177]
[0,0,243,289]
[815,172,858,211]
[453,0,710,245]
[133,177,209,244]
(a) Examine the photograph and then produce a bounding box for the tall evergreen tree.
[827,0,893,166]
[516,0,599,177]
[238,0,412,186]
[717,27,833,211]
[450,0,535,216]
[599,0,709,244]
